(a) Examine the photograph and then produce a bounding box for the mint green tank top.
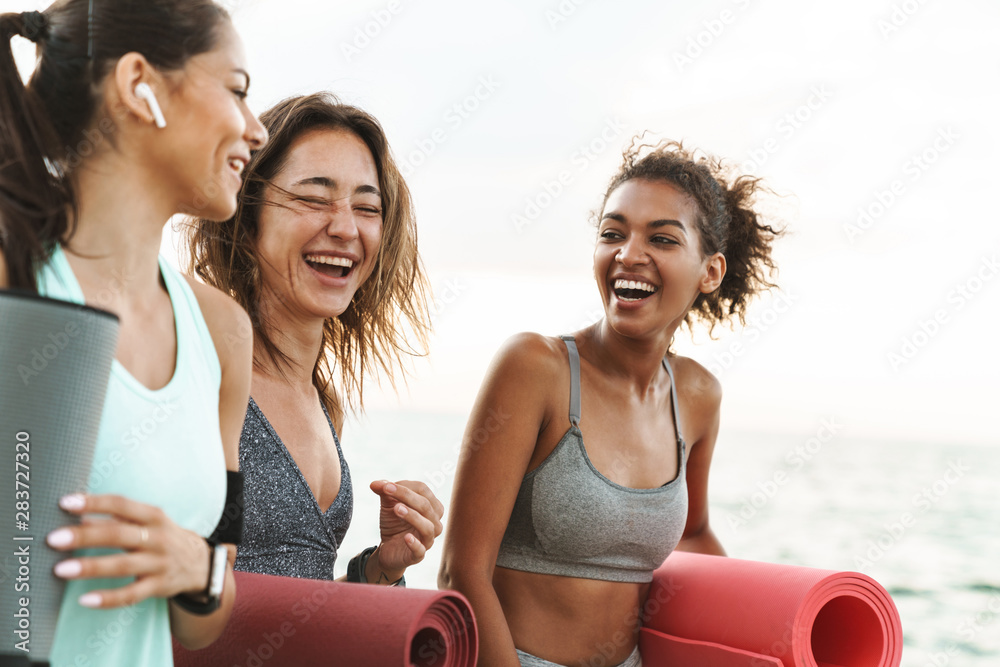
[36,244,227,667]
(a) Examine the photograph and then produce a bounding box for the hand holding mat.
[640,551,902,667]
[0,292,118,666]
[173,571,478,667]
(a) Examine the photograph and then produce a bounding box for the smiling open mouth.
[304,254,354,278]
[613,278,658,302]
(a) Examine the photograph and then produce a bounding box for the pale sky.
[12,0,999,446]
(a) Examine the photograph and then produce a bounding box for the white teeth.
[304,255,354,268]
[614,278,656,293]
[228,158,245,176]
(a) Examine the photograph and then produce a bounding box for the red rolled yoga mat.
[173,571,477,667]
[639,552,902,667]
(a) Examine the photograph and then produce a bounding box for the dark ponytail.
[0,9,71,290]
[0,1,230,291]
[597,137,784,334]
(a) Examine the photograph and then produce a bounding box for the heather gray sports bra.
[495,336,688,583]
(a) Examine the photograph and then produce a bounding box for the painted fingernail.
[47,529,74,548]
[59,494,86,511]
[78,593,101,608]
[54,560,82,578]
[385,483,397,494]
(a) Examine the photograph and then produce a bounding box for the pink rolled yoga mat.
[639,552,902,667]
[173,571,477,667]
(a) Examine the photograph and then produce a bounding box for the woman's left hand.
[46,493,212,609]
[369,479,444,580]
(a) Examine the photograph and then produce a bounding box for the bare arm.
[674,360,726,556]
[168,279,253,648]
[438,334,560,667]
[29,269,247,647]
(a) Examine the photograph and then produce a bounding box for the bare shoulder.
[0,249,7,288]
[670,354,722,411]
[490,331,568,382]
[181,275,252,362]
[475,332,569,426]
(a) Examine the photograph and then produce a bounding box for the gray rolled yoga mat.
[0,290,119,667]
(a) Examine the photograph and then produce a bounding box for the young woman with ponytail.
[439,139,784,667]
[0,2,266,664]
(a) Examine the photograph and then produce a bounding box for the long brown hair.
[0,0,230,290]
[187,93,432,425]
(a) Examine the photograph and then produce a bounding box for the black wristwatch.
[171,539,228,615]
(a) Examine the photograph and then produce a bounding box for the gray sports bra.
[495,336,688,583]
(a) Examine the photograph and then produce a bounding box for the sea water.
[340,411,999,666]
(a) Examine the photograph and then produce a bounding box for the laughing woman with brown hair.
[187,93,444,587]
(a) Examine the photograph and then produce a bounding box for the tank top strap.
[661,356,686,453]
[559,335,581,427]
[156,256,221,385]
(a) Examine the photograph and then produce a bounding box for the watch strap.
[171,540,226,615]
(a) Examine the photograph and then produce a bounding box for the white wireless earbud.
[134,82,166,129]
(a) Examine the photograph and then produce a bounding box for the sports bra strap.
[661,357,685,447]
[560,335,581,427]
[560,335,685,445]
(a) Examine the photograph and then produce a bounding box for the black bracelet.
[208,471,244,545]
[346,545,377,583]
[346,545,405,587]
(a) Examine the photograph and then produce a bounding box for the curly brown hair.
[596,137,784,334]
[185,93,431,425]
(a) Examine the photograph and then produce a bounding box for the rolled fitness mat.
[173,571,478,667]
[0,291,119,667]
[639,551,902,667]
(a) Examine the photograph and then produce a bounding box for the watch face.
[209,543,228,597]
